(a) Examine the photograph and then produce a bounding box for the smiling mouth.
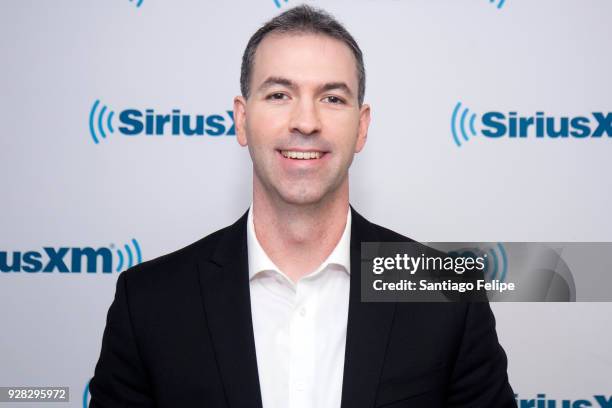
[279,150,327,160]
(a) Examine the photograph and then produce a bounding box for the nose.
[289,99,322,136]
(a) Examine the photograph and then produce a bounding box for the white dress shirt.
[247,204,352,408]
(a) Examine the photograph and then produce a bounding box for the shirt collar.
[247,203,352,281]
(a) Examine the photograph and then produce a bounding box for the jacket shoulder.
[120,216,240,284]
[357,211,415,243]
[370,222,415,243]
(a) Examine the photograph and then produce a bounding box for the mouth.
[277,149,328,160]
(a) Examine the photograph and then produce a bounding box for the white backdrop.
[1,1,611,406]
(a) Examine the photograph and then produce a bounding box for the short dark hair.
[240,5,366,106]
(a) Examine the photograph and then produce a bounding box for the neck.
[252,177,350,282]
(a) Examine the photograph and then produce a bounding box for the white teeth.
[281,150,322,160]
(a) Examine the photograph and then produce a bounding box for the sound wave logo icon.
[89,99,115,144]
[489,0,506,9]
[451,102,478,147]
[112,239,142,272]
[83,381,90,408]
[128,0,144,8]
[273,0,289,8]
[447,243,508,283]
[483,243,508,283]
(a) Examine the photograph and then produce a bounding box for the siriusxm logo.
[0,239,142,273]
[515,393,612,408]
[88,100,235,144]
[270,0,504,10]
[451,102,612,147]
[83,381,90,408]
[448,243,508,282]
[489,0,506,9]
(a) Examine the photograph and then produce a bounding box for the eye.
[266,92,288,101]
[323,95,345,104]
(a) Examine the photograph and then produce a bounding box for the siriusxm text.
[514,393,612,408]
[1,248,113,273]
[119,109,235,136]
[481,112,611,138]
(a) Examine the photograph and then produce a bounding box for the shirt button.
[299,307,306,317]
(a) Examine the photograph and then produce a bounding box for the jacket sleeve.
[88,271,155,407]
[446,302,517,407]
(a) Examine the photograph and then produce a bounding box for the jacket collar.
[199,205,396,408]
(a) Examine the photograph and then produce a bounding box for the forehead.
[251,32,358,90]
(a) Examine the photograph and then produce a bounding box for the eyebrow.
[257,76,354,98]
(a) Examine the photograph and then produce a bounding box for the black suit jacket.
[89,206,517,407]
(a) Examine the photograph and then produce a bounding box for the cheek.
[247,105,286,140]
[323,113,361,150]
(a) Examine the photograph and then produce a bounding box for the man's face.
[234,32,370,206]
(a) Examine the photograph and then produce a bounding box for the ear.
[355,103,370,153]
[233,95,248,147]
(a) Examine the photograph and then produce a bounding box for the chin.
[277,185,329,206]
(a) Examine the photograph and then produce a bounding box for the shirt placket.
[288,277,317,408]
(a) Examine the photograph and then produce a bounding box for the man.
[89,5,516,407]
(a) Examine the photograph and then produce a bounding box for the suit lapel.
[341,207,397,408]
[197,210,263,408]
[196,207,396,408]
